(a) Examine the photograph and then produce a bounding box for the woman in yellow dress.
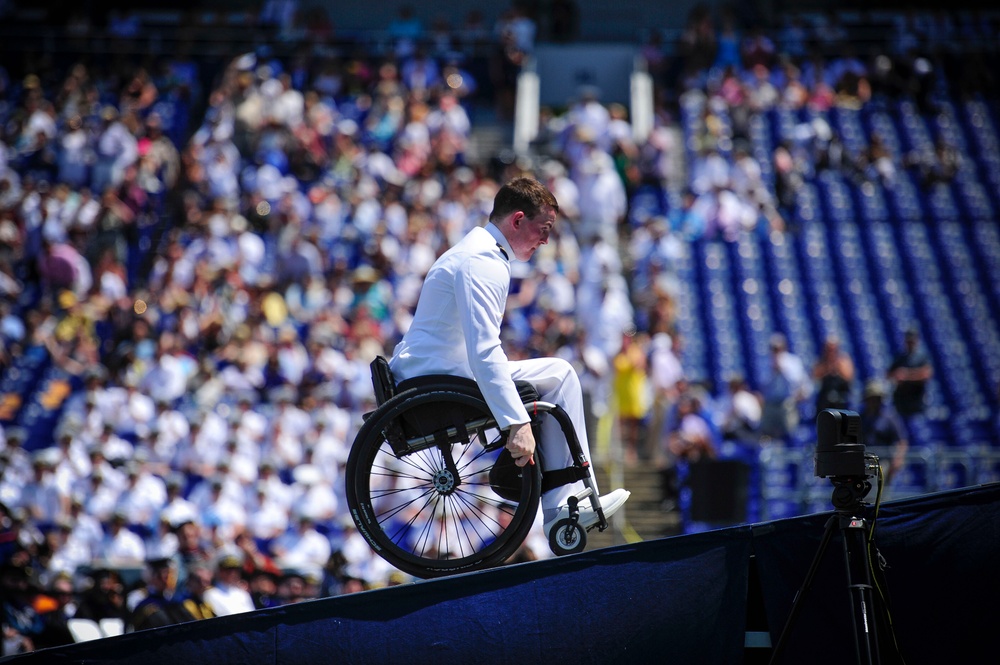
[612,330,651,466]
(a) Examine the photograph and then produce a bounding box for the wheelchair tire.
[547,518,586,556]
[346,387,542,578]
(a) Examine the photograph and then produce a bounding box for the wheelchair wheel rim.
[347,390,541,578]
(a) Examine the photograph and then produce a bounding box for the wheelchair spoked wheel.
[346,389,542,578]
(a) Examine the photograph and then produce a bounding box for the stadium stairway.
[589,463,682,550]
[467,107,513,165]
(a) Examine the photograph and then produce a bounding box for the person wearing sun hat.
[203,550,255,617]
[860,378,909,485]
[126,555,194,632]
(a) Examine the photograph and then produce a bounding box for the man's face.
[217,566,241,585]
[251,573,277,595]
[188,568,212,594]
[509,206,555,262]
[151,564,176,592]
[863,395,883,413]
[52,580,74,607]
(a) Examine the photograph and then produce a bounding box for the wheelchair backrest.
[370,356,397,406]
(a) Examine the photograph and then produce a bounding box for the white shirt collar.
[485,222,514,261]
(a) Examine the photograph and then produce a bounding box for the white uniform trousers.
[510,356,601,522]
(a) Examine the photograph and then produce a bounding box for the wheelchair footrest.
[577,485,610,532]
[571,488,594,505]
[564,488,607,532]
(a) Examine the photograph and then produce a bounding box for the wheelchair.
[345,357,610,579]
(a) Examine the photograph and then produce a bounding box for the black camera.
[814,409,867,479]
[814,409,878,511]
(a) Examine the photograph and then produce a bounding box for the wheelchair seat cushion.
[392,375,541,445]
[396,374,540,405]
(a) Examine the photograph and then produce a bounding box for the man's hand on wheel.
[506,422,536,467]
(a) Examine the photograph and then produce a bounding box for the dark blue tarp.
[755,483,1000,665]
[5,483,998,665]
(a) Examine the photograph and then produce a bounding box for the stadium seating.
[695,240,747,390]
[759,227,816,366]
[2,9,999,565]
[727,233,775,391]
[671,239,710,383]
[665,68,1000,521]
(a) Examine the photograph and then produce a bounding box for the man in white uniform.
[389,177,629,534]
[204,552,256,617]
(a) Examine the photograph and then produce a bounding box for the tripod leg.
[839,516,881,665]
[768,514,839,665]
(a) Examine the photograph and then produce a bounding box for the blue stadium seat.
[828,219,891,378]
[885,172,924,222]
[896,100,935,154]
[931,101,966,145]
[967,225,1000,363]
[863,109,905,161]
[761,491,806,521]
[759,446,806,493]
[728,234,776,389]
[925,182,960,222]
[953,178,995,221]
[933,450,976,492]
[747,113,775,186]
[761,230,817,366]
[672,240,709,383]
[768,108,798,147]
[875,446,934,499]
[628,184,668,228]
[795,221,853,360]
[697,240,747,388]
[816,170,854,223]
[930,222,1000,394]
[975,449,1000,486]
[854,180,890,223]
[829,106,868,158]
[793,182,823,224]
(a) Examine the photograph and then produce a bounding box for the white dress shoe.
[544,488,631,537]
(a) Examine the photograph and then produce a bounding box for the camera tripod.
[768,476,881,665]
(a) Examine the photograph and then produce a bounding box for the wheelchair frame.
[344,357,608,578]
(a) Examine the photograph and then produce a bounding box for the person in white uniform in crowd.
[204,551,256,617]
[389,176,629,536]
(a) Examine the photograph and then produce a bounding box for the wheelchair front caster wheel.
[548,518,587,555]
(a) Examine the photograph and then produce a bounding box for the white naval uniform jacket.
[389,223,530,430]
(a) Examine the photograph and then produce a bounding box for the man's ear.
[510,210,524,228]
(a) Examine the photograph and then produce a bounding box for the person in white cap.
[204,551,255,617]
[860,378,909,486]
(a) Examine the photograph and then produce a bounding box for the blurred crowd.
[0,2,991,654]
[0,4,614,653]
